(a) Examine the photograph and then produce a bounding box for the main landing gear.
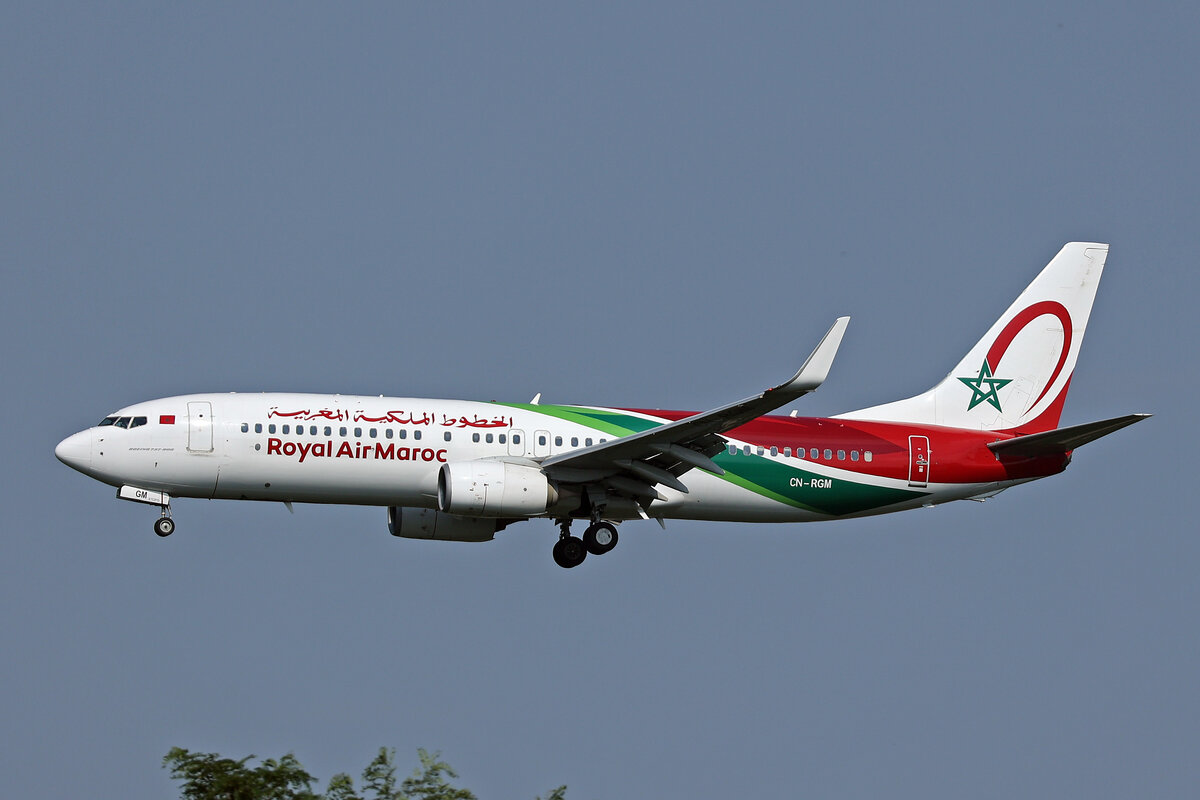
[552,519,620,568]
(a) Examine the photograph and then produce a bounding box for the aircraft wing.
[539,317,849,502]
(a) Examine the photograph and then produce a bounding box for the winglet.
[772,316,850,397]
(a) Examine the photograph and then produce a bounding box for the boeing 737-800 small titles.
[57,243,1149,568]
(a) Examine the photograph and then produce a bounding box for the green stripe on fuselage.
[712,450,923,516]
[497,403,660,437]
[496,403,924,515]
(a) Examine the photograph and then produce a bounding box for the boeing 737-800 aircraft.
[57,243,1148,568]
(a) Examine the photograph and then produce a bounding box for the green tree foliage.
[163,747,319,800]
[397,749,476,800]
[360,748,399,800]
[164,747,564,800]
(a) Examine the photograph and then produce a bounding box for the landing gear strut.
[153,506,175,537]
[551,518,619,568]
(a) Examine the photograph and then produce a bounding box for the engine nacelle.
[387,507,501,542]
[437,460,557,517]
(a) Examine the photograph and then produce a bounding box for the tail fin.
[837,242,1109,433]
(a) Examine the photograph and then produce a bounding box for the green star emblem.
[957,360,1012,412]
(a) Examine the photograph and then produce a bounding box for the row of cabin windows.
[463,433,609,447]
[238,423,858,460]
[240,422,614,450]
[727,443,873,462]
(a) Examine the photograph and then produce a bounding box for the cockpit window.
[98,416,117,427]
[114,417,131,429]
[129,416,148,429]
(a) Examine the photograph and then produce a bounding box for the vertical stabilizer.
[837,242,1109,433]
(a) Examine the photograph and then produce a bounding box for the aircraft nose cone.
[55,430,92,471]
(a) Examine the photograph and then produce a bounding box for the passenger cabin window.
[324,426,332,436]
[728,444,737,455]
[513,434,522,444]
[354,427,362,438]
[810,448,818,459]
[398,430,407,439]
[499,434,507,444]
[784,447,791,457]
[444,432,452,442]
[864,451,873,462]
[555,436,563,446]
[255,423,263,433]
[413,430,422,440]
[538,434,547,446]
[241,423,249,433]
[571,437,579,447]
[369,428,377,438]
[837,450,846,460]
[268,424,277,434]
[472,433,480,443]
[851,450,860,462]
[339,427,347,437]
[485,433,493,443]
[385,429,393,439]
[770,446,778,457]
[756,446,764,456]
[584,438,592,447]
[282,425,290,434]
[823,449,833,460]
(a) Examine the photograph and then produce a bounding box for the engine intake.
[437,460,557,517]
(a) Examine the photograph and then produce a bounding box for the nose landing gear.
[116,486,175,537]
[153,506,175,537]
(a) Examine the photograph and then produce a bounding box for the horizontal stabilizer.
[987,413,1151,458]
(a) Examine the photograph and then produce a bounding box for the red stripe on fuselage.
[620,409,1069,483]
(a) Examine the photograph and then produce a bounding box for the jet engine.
[387,506,503,542]
[437,460,558,517]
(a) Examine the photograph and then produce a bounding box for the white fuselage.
[56,392,994,524]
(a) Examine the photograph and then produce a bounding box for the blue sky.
[2,3,1196,797]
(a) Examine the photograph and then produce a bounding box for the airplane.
[56,242,1149,568]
